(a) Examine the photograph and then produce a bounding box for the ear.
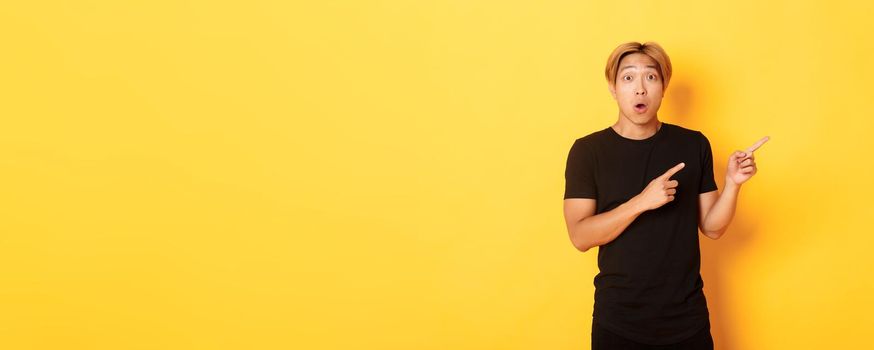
[608,83,617,101]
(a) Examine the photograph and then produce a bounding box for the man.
[562,41,769,349]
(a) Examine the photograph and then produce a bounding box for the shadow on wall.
[664,60,763,350]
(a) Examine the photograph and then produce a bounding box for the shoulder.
[665,122,706,139]
[664,123,712,147]
[571,127,609,147]
[566,128,607,162]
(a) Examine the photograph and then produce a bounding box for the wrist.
[723,177,742,193]
[628,195,648,214]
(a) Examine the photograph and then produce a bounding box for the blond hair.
[605,41,673,90]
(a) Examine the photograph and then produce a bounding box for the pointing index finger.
[745,136,770,153]
[661,162,685,179]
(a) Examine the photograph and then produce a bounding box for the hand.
[637,162,685,211]
[726,136,770,186]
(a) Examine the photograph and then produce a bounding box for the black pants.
[592,319,714,350]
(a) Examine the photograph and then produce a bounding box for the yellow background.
[2,1,872,349]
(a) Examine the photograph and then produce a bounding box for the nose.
[635,83,646,96]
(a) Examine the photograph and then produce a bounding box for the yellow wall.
[1,1,872,349]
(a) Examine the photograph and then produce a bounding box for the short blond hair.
[605,41,672,90]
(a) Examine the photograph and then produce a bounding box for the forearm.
[570,196,647,252]
[701,179,742,238]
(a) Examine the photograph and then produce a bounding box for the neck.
[611,117,661,140]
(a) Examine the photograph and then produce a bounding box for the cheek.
[647,85,664,99]
[650,80,664,92]
[617,86,636,99]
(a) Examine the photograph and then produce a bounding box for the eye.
[647,74,657,80]
[623,75,632,81]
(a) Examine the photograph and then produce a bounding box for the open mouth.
[634,103,648,113]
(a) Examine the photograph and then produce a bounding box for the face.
[609,52,665,125]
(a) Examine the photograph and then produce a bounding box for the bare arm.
[563,197,646,252]
[698,182,740,240]
[563,162,687,252]
[699,136,768,240]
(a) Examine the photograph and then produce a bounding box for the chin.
[626,113,655,124]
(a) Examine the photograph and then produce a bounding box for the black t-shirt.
[564,122,718,345]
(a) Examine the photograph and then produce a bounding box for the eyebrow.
[620,65,659,71]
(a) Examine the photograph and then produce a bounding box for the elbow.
[569,237,586,252]
[699,220,726,240]
[567,217,599,253]
[570,234,597,253]
[701,227,725,240]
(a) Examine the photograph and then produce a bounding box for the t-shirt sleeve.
[698,131,718,193]
[564,139,598,199]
